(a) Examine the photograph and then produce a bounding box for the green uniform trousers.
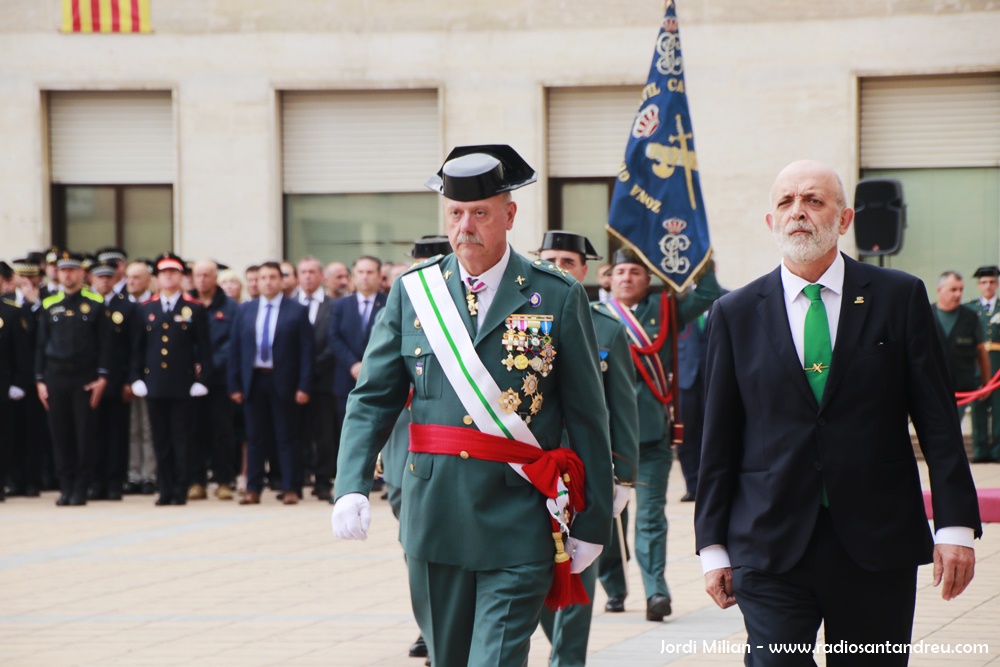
[597,509,630,599]
[972,391,1000,461]
[408,555,552,667]
[538,559,598,666]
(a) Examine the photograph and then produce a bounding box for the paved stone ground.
[1,461,997,666]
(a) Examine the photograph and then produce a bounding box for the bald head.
[193,259,219,298]
[770,160,847,212]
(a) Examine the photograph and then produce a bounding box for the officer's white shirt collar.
[300,288,324,304]
[259,293,283,309]
[103,291,114,305]
[458,243,511,326]
[129,290,151,304]
[980,296,997,311]
[114,277,127,295]
[160,291,181,313]
[780,252,844,366]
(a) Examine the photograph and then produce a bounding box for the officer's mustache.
[455,232,484,246]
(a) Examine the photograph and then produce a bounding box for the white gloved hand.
[131,380,148,398]
[612,484,631,518]
[189,382,208,397]
[8,386,25,400]
[331,492,372,540]
[567,537,603,574]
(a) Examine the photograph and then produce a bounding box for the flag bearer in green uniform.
[599,249,723,620]
[967,265,1000,462]
[535,230,639,666]
[331,145,614,667]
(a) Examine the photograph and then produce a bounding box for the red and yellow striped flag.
[61,0,152,33]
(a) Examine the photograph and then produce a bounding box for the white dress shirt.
[254,294,282,369]
[457,243,512,329]
[980,296,997,314]
[160,292,180,314]
[129,290,151,304]
[699,253,973,574]
[299,289,324,324]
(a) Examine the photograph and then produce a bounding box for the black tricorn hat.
[425,144,537,202]
[973,265,1000,278]
[611,248,649,270]
[408,235,453,260]
[536,231,602,261]
[0,261,12,280]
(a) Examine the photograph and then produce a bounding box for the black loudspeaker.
[854,178,906,256]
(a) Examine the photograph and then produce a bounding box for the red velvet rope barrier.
[956,368,1000,406]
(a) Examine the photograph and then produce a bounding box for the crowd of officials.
[0,245,426,506]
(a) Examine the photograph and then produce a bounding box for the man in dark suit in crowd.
[229,261,313,505]
[295,257,337,500]
[188,259,238,501]
[131,253,212,507]
[89,261,137,500]
[696,160,981,666]
[328,256,385,435]
[676,303,711,503]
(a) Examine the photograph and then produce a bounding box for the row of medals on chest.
[498,315,555,419]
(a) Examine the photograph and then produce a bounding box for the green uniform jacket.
[336,249,614,570]
[591,302,640,484]
[624,271,723,442]
[965,298,1000,379]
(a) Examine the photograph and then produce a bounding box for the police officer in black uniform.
[0,293,31,501]
[130,253,212,506]
[35,251,112,506]
[90,261,138,500]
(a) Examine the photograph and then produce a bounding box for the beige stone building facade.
[1,1,998,293]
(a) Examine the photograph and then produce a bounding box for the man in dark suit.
[131,253,212,507]
[676,304,710,503]
[328,255,385,435]
[228,261,313,505]
[295,257,337,500]
[696,160,981,666]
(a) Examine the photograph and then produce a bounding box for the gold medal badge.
[498,388,522,414]
[0,317,4,329]
[112,311,124,325]
[80,303,91,314]
[181,306,193,320]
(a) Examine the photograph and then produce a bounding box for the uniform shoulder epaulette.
[401,254,446,275]
[181,293,200,304]
[42,291,66,309]
[141,294,160,305]
[81,288,103,303]
[2,297,18,308]
[590,301,621,322]
[529,259,575,285]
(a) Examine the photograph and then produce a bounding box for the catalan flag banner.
[61,0,151,33]
[607,0,711,293]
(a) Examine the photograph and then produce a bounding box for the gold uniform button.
[459,451,470,459]
[161,362,168,369]
[144,368,150,374]
[162,322,169,330]
[463,415,473,425]
[414,347,422,355]
[161,348,168,356]
[161,335,169,343]
[409,463,415,472]
[414,318,421,329]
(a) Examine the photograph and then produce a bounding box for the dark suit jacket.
[695,254,981,574]
[103,291,138,393]
[308,295,336,394]
[228,296,313,402]
[327,292,385,398]
[187,289,236,388]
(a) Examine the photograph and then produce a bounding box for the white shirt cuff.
[699,544,732,574]
[934,526,975,549]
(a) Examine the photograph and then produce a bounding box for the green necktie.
[803,284,831,402]
[802,283,831,507]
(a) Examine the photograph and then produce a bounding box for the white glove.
[567,537,603,574]
[612,484,631,518]
[131,380,148,397]
[189,382,208,397]
[331,493,372,540]
[8,386,25,401]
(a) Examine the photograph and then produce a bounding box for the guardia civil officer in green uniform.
[331,145,614,667]
[967,265,1000,462]
[35,251,112,506]
[599,249,723,620]
[535,231,639,667]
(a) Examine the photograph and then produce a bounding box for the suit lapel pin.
[854,296,865,304]
[443,269,453,280]
[516,275,525,286]
[529,292,542,307]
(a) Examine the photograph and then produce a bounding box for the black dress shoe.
[68,494,87,506]
[409,634,428,658]
[155,496,173,506]
[56,494,71,506]
[680,492,695,502]
[605,597,626,613]
[646,594,672,621]
[315,488,331,501]
[89,487,107,500]
[24,486,40,497]
[172,498,187,506]
[106,490,123,501]
[123,482,140,495]
[141,481,157,495]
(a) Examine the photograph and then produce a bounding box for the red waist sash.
[409,423,589,610]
